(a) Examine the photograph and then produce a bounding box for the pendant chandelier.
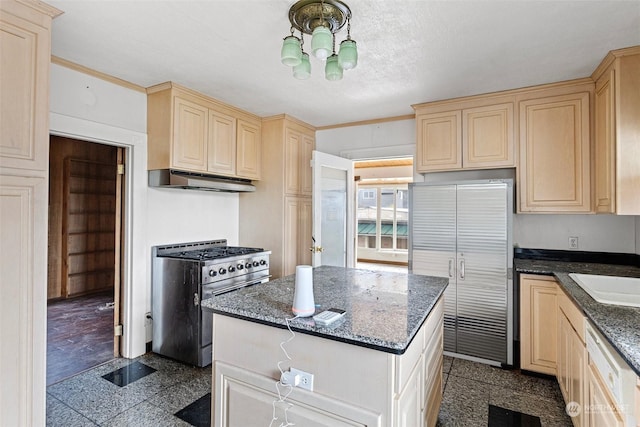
[280,0,358,81]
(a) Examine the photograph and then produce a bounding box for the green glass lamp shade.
[311,26,332,60]
[325,54,343,81]
[281,36,302,66]
[293,52,311,80]
[338,39,357,70]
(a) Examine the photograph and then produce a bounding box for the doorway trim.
[50,112,148,358]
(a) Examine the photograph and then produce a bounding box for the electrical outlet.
[569,237,579,249]
[290,368,314,391]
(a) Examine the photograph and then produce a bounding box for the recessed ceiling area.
[48,1,640,128]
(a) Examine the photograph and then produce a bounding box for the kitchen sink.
[568,273,640,308]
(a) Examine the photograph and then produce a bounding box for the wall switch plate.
[290,368,314,391]
[569,237,579,249]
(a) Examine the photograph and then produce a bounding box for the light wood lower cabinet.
[587,361,625,427]
[211,297,444,427]
[558,304,587,427]
[520,274,558,375]
[284,196,312,274]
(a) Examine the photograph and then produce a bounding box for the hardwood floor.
[47,291,115,386]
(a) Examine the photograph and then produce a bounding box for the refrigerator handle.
[448,258,454,278]
[459,258,465,280]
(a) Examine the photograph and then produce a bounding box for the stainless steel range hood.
[148,169,256,193]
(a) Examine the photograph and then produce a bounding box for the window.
[357,185,408,252]
[362,190,375,199]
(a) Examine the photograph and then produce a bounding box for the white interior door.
[311,151,354,268]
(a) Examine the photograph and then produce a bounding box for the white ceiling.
[49,0,640,128]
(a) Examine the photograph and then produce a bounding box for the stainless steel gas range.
[151,239,270,367]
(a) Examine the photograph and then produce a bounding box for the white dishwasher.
[585,322,637,426]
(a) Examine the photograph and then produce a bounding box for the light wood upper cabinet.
[172,96,208,171]
[239,115,315,279]
[463,103,514,168]
[1,2,59,172]
[414,100,515,172]
[592,47,640,215]
[207,109,236,176]
[236,118,261,180]
[415,111,462,171]
[520,274,558,375]
[300,133,314,195]
[518,87,592,213]
[147,82,261,180]
[284,127,314,196]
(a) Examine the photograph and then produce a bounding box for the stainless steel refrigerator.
[409,180,513,366]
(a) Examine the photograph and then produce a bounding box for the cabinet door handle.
[459,259,465,280]
[448,259,454,278]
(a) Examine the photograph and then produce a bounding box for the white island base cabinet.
[211,298,444,427]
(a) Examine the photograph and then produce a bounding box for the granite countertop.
[201,265,448,355]
[515,259,640,376]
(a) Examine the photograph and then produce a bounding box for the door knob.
[309,246,324,253]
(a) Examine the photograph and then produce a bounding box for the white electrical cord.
[269,315,299,427]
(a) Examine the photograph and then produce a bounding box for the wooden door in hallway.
[47,136,124,377]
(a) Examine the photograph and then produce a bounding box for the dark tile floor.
[438,356,572,426]
[47,291,115,386]
[46,353,573,426]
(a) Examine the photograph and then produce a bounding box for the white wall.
[50,64,240,357]
[514,214,637,253]
[317,120,639,255]
[316,119,415,159]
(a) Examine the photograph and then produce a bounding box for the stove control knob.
[253,261,259,267]
[237,263,244,270]
[260,260,267,266]
[219,267,227,275]
[245,262,252,269]
[208,269,217,277]
[228,265,236,273]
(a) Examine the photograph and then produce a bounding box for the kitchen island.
[201,265,448,427]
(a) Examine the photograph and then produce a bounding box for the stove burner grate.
[168,246,266,260]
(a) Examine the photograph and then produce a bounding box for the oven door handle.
[205,275,272,298]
